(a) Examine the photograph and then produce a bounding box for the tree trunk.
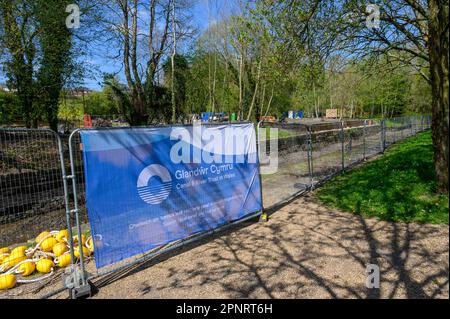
[264,86,274,117]
[171,0,176,123]
[238,51,244,120]
[428,0,449,193]
[246,60,261,121]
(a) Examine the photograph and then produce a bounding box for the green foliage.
[85,91,118,115]
[163,54,190,118]
[58,96,84,121]
[0,91,20,124]
[0,0,77,129]
[58,83,120,122]
[184,8,431,121]
[0,0,434,126]
[316,132,449,224]
[102,75,134,124]
[34,0,73,131]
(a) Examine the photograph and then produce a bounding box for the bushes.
[0,91,21,125]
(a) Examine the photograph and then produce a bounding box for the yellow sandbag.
[1,257,12,271]
[0,253,9,264]
[7,254,27,267]
[10,246,27,257]
[74,246,90,259]
[52,243,68,257]
[56,229,69,243]
[56,253,72,267]
[35,231,51,244]
[40,237,58,252]
[18,261,35,276]
[36,259,54,274]
[73,234,86,246]
[0,274,16,290]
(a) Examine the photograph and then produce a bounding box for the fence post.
[401,118,404,140]
[54,132,77,279]
[256,121,267,222]
[363,120,367,160]
[380,119,385,152]
[307,126,313,189]
[340,121,345,170]
[67,129,92,298]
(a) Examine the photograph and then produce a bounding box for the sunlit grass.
[316,131,449,224]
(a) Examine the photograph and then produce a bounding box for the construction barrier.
[0,115,432,298]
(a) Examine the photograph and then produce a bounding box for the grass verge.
[316,131,449,224]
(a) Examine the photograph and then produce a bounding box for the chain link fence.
[0,115,431,298]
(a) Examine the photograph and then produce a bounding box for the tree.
[163,54,189,120]
[333,0,448,193]
[0,0,35,127]
[99,0,195,125]
[252,0,448,193]
[34,0,73,131]
[0,0,85,131]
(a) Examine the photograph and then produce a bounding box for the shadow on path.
[90,194,448,299]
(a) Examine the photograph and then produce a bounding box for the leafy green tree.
[0,90,20,124]
[163,54,189,120]
[0,0,81,131]
[0,0,35,127]
[34,0,73,131]
[328,0,448,192]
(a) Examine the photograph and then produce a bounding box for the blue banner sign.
[80,123,262,268]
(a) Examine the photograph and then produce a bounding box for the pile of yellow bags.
[0,230,93,290]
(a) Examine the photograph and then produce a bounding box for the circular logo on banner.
[137,164,172,205]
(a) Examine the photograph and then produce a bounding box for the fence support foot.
[69,281,95,299]
[64,265,94,299]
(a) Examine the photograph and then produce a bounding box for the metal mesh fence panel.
[424,115,432,130]
[258,122,310,208]
[413,115,431,133]
[0,128,70,299]
[310,122,343,186]
[342,121,365,168]
[365,120,383,157]
[67,132,88,226]
[0,115,432,297]
[385,117,402,146]
[0,129,66,247]
[412,116,420,134]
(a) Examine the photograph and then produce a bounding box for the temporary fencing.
[0,115,431,297]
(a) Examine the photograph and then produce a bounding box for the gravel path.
[74,193,448,299]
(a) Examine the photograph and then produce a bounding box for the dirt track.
[67,193,448,299]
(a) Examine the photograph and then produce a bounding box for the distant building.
[66,87,92,97]
[326,109,339,119]
[0,84,16,93]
